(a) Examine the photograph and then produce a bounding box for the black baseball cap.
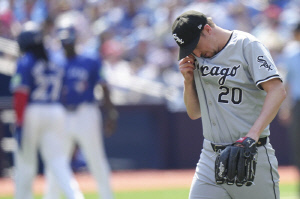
[172,10,208,60]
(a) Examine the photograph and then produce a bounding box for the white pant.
[189,138,280,199]
[44,103,113,199]
[14,104,83,199]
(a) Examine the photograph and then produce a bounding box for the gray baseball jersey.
[193,30,281,143]
[189,30,280,199]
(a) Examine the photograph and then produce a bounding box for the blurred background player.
[10,21,84,199]
[44,22,118,199]
[279,21,300,197]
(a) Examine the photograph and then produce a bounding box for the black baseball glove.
[215,137,258,186]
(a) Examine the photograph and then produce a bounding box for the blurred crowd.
[0,0,299,111]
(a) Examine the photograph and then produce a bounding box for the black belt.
[211,137,268,152]
[64,104,79,112]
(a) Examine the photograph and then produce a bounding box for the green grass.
[0,188,190,199]
[0,183,298,199]
[280,183,299,198]
[114,188,189,199]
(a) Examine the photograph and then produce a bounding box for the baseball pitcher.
[172,10,286,199]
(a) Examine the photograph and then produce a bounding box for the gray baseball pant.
[189,138,280,199]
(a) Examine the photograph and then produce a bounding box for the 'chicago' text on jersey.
[200,65,241,85]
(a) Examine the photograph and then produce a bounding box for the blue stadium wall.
[103,105,292,170]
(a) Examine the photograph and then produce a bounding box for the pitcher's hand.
[179,55,196,83]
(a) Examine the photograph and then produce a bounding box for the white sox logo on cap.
[173,33,184,45]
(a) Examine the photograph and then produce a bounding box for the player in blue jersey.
[10,21,84,199]
[44,24,118,199]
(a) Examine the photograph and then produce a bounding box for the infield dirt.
[0,166,298,196]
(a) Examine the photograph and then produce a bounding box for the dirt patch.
[0,166,298,196]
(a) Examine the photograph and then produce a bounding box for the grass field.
[0,167,298,199]
[0,188,189,199]
[0,183,298,199]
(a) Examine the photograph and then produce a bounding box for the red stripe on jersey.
[13,90,29,126]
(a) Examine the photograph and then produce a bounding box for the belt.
[64,104,79,112]
[211,137,268,152]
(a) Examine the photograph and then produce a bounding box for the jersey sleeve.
[10,57,32,93]
[244,41,282,90]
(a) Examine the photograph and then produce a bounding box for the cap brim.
[178,34,200,60]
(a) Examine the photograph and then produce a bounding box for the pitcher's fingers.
[179,56,195,65]
[179,62,195,70]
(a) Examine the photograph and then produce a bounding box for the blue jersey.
[61,54,104,106]
[10,52,64,104]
